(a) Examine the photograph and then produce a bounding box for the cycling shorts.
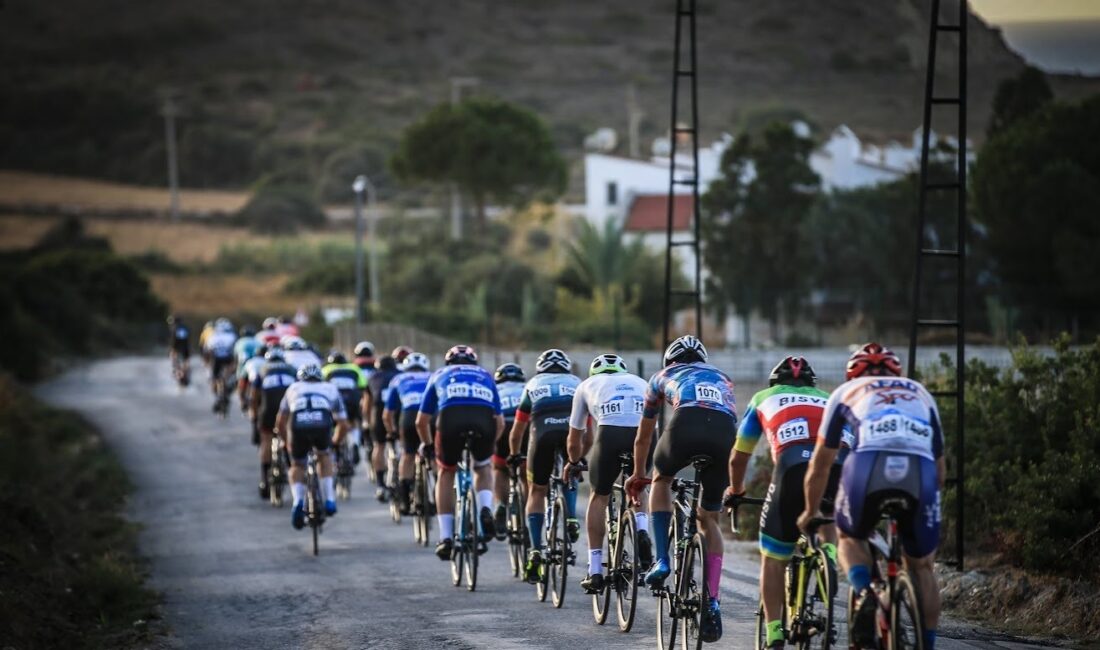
[590,424,653,496]
[759,445,842,560]
[654,406,736,512]
[525,410,572,486]
[172,339,190,359]
[290,427,333,463]
[492,418,526,469]
[400,419,431,455]
[836,450,940,559]
[370,408,388,444]
[211,356,233,380]
[435,404,496,470]
[342,396,361,425]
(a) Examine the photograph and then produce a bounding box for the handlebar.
[724,494,765,535]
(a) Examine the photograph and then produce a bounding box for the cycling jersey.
[279,380,347,431]
[735,385,834,461]
[367,367,400,443]
[254,360,297,429]
[256,328,282,347]
[386,370,431,424]
[643,362,737,419]
[568,372,648,430]
[821,377,943,461]
[323,362,366,396]
[205,331,237,360]
[514,372,580,423]
[234,336,260,368]
[171,324,190,348]
[419,365,501,416]
[241,355,266,386]
[497,380,526,424]
[284,349,322,371]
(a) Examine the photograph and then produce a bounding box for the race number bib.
[694,384,723,404]
[447,382,493,402]
[776,418,810,444]
[598,400,624,417]
[294,410,326,426]
[864,414,931,442]
[400,391,424,409]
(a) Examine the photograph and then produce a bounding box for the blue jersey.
[419,365,501,416]
[386,370,432,414]
[496,380,526,422]
[516,372,581,419]
[643,362,737,420]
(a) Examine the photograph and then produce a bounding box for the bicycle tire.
[680,533,706,650]
[309,478,322,557]
[614,509,639,633]
[508,480,526,578]
[592,498,614,624]
[537,499,553,603]
[889,572,923,650]
[798,552,835,650]
[656,513,681,650]
[756,602,769,650]
[551,496,568,608]
[464,485,479,592]
[451,489,464,587]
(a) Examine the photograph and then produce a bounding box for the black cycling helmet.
[535,348,571,373]
[240,326,256,338]
[768,356,817,387]
[494,362,526,384]
[663,334,708,366]
[445,345,478,365]
[254,344,269,358]
[375,355,397,371]
[327,349,347,365]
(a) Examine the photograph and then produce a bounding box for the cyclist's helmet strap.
[663,335,708,366]
[769,356,817,387]
[845,343,902,380]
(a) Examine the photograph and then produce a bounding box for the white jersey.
[284,349,323,371]
[278,380,347,428]
[242,356,266,384]
[205,330,237,359]
[569,372,649,430]
[819,376,944,462]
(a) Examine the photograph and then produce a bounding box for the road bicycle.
[534,446,577,608]
[305,449,326,556]
[268,435,289,507]
[652,454,716,650]
[590,451,645,632]
[212,368,233,418]
[412,449,436,547]
[386,438,402,523]
[505,455,529,579]
[728,496,837,650]
[450,430,485,592]
[334,437,354,500]
[851,500,925,650]
[171,353,191,388]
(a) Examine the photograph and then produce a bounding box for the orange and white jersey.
[820,377,943,462]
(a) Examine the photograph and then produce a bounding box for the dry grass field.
[149,273,300,315]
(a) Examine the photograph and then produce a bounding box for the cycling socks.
[477,489,494,510]
[588,548,603,576]
[848,565,872,592]
[528,513,545,548]
[563,485,578,518]
[635,511,648,532]
[923,629,936,650]
[766,620,784,645]
[651,511,672,563]
[821,542,838,563]
[321,476,335,502]
[705,552,722,598]
[439,514,455,541]
[290,482,306,506]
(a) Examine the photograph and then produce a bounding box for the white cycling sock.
[477,489,494,510]
[290,482,306,506]
[635,511,649,532]
[589,548,603,576]
[439,514,455,541]
[322,476,335,502]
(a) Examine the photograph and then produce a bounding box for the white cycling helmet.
[589,353,628,376]
[215,317,234,332]
[282,335,307,351]
[297,363,323,382]
[265,347,285,362]
[663,335,707,366]
[535,348,571,373]
[402,352,430,372]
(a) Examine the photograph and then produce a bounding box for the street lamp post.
[352,176,366,324]
[353,175,381,322]
[449,77,479,240]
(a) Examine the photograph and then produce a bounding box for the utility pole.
[352,175,381,321]
[627,83,644,159]
[448,76,479,240]
[352,176,366,323]
[161,93,181,221]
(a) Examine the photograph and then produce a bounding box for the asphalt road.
[37,357,1060,650]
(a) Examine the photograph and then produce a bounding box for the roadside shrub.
[234,184,325,234]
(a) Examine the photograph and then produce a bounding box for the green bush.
[234,184,326,234]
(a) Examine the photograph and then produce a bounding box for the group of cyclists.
[167,316,946,650]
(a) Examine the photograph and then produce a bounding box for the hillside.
[2,0,1098,199]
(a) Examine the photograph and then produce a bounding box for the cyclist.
[383,352,432,513]
[234,327,260,409]
[352,341,377,462]
[198,320,215,366]
[283,336,322,370]
[239,344,268,446]
[391,345,413,365]
[490,362,526,536]
[323,350,367,464]
[167,315,191,376]
[416,345,503,561]
[275,363,350,529]
[353,341,377,375]
[275,315,299,338]
[364,355,401,501]
[204,319,237,407]
[257,317,282,347]
[252,347,296,499]
[507,348,581,583]
[725,356,845,650]
[798,343,944,650]
[565,353,654,595]
[625,334,736,643]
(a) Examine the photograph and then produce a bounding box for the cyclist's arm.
[803,436,838,516]
[415,380,438,447]
[730,403,763,493]
[383,408,396,436]
[494,414,504,439]
[566,426,585,464]
[415,412,432,446]
[361,390,373,422]
[631,416,657,479]
[508,415,529,456]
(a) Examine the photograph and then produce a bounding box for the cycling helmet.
[846,342,902,380]
[402,352,430,371]
[265,347,285,362]
[663,334,707,366]
[589,353,628,376]
[354,340,375,357]
[445,345,478,365]
[254,344,269,358]
[215,317,233,332]
[327,350,347,365]
[494,362,526,384]
[297,363,324,382]
[282,336,307,351]
[536,348,571,373]
[375,355,398,371]
[769,356,817,387]
[262,317,278,330]
[240,326,255,338]
[391,346,413,363]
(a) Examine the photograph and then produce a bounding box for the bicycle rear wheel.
[613,509,639,632]
[755,603,768,650]
[680,533,706,650]
[889,572,923,650]
[592,501,614,625]
[656,514,681,650]
[550,496,568,608]
[536,501,552,602]
[451,497,464,587]
[798,554,835,650]
[308,481,322,556]
[464,485,479,592]
[508,482,527,578]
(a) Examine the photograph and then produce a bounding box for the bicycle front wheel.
[592,501,615,625]
[550,496,568,608]
[680,533,706,650]
[656,513,681,650]
[464,486,479,592]
[798,553,835,650]
[451,500,464,587]
[889,572,923,650]
[613,509,639,632]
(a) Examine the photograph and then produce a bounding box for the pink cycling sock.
[705,553,722,599]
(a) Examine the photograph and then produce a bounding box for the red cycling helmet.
[845,343,902,380]
[391,346,413,363]
[445,344,478,365]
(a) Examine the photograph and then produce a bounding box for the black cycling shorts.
[342,396,361,425]
[759,445,842,559]
[211,356,233,381]
[172,339,191,359]
[525,410,572,486]
[290,427,333,462]
[590,424,653,496]
[493,418,527,468]
[653,406,736,512]
[435,405,496,470]
[370,408,388,444]
[400,419,430,455]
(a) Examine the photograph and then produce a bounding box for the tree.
[701,122,820,341]
[972,94,1100,336]
[988,66,1053,137]
[390,98,566,231]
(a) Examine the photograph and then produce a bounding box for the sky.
[970,0,1100,75]
[969,0,1100,23]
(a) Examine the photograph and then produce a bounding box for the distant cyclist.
[508,348,581,583]
[566,353,654,594]
[391,346,413,365]
[233,325,260,406]
[625,334,736,643]
[383,352,432,513]
[256,317,282,347]
[725,356,845,649]
[799,343,944,650]
[204,319,237,404]
[252,347,296,499]
[239,344,268,445]
[167,315,191,378]
[275,363,349,529]
[416,345,503,561]
[364,355,400,500]
[282,336,322,371]
[490,362,526,536]
[323,350,367,464]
